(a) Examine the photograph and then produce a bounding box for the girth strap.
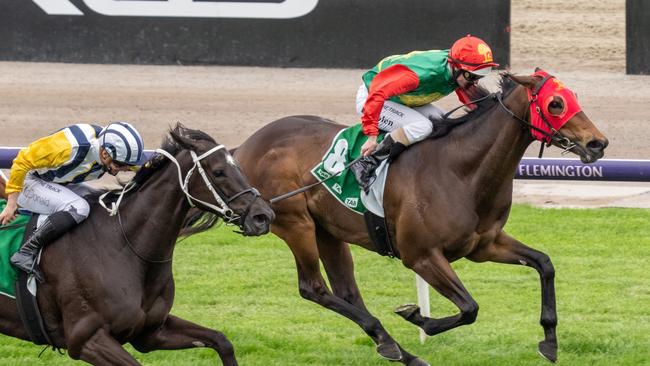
[364,211,399,259]
[14,215,54,347]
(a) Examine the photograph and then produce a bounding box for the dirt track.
[1,0,649,207]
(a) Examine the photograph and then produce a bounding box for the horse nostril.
[587,139,605,151]
[253,214,269,227]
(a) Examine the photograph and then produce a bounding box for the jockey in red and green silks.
[350,35,499,192]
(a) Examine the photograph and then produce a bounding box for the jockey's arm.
[361,64,420,137]
[5,131,72,195]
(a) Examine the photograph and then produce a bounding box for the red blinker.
[528,70,582,142]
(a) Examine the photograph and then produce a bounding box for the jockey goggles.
[462,70,484,82]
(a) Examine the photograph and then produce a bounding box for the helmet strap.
[451,64,462,82]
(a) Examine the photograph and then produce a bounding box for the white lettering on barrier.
[520,164,604,178]
[32,0,83,15]
[32,0,319,19]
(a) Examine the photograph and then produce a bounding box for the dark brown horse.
[0,124,274,365]
[233,72,608,365]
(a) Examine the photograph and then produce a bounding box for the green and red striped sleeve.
[361,64,420,136]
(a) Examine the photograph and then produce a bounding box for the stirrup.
[12,253,44,283]
[361,175,377,193]
[15,263,44,283]
[27,257,44,283]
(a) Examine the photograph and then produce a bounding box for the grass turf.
[0,205,648,365]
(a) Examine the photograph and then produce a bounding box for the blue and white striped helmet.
[99,122,146,166]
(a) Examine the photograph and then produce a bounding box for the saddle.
[309,125,398,258]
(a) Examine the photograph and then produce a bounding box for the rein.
[444,77,575,154]
[269,157,362,204]
[495,81,576,155]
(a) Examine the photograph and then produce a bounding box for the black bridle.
[495,76,577,157]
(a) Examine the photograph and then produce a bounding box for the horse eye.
[213,170,225,177]
[548,100,564,114]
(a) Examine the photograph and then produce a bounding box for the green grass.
[1,205,649,365]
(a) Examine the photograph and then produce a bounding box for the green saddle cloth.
[0,199,30,298]
[310,124,385,215]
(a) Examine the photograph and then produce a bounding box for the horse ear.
[534,66,542,72]
[508,74,536,89]
[169,128,197,150]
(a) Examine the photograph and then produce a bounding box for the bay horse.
[232,71,608,365]
[0,124,274,365]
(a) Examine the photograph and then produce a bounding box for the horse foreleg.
[316,228,429,366]
[131,315,237,366]
[274,220,405,363]
[74,328,141,366]
[467,231,557,363]
[397,250,479,336]
[315,226,367,309]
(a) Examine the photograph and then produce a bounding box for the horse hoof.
[395,304,420,320]
[538,340,558,363]
[376,342,402,361]
[407,357,431,366]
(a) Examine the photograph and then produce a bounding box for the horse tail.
[179,208,220,238]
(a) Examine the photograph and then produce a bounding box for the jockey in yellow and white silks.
[0,122,146,282]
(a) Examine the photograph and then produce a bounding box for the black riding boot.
[350,135,407,193]
[10,211,77,282]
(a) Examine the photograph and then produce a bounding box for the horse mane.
[429,73,518,138]
[132,123,217,187]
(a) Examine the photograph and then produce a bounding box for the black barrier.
[627,0,650,74]
[0,0,509,68]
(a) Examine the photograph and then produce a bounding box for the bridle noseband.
[156,145,261,225]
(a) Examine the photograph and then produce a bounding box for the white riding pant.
[356,84,445,144]
[17,174,92,223]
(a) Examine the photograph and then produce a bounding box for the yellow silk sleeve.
[5,131,73,194]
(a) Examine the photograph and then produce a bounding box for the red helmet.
[449,35,499,75]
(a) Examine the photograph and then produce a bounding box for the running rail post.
[416,274,430,344]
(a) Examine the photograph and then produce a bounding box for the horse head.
[508,68,608,163]
[162,124,275,236]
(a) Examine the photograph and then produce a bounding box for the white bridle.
[156,145,238,220]
[100,144,238,221]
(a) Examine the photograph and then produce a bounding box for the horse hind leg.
[315,227,429,366]
[396,250,479,337]
[467,231,557,363]
[131,315,237,366]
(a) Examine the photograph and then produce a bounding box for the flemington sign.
[518,160,604,179]
[517,158,650,182]
[30,0,319,18]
